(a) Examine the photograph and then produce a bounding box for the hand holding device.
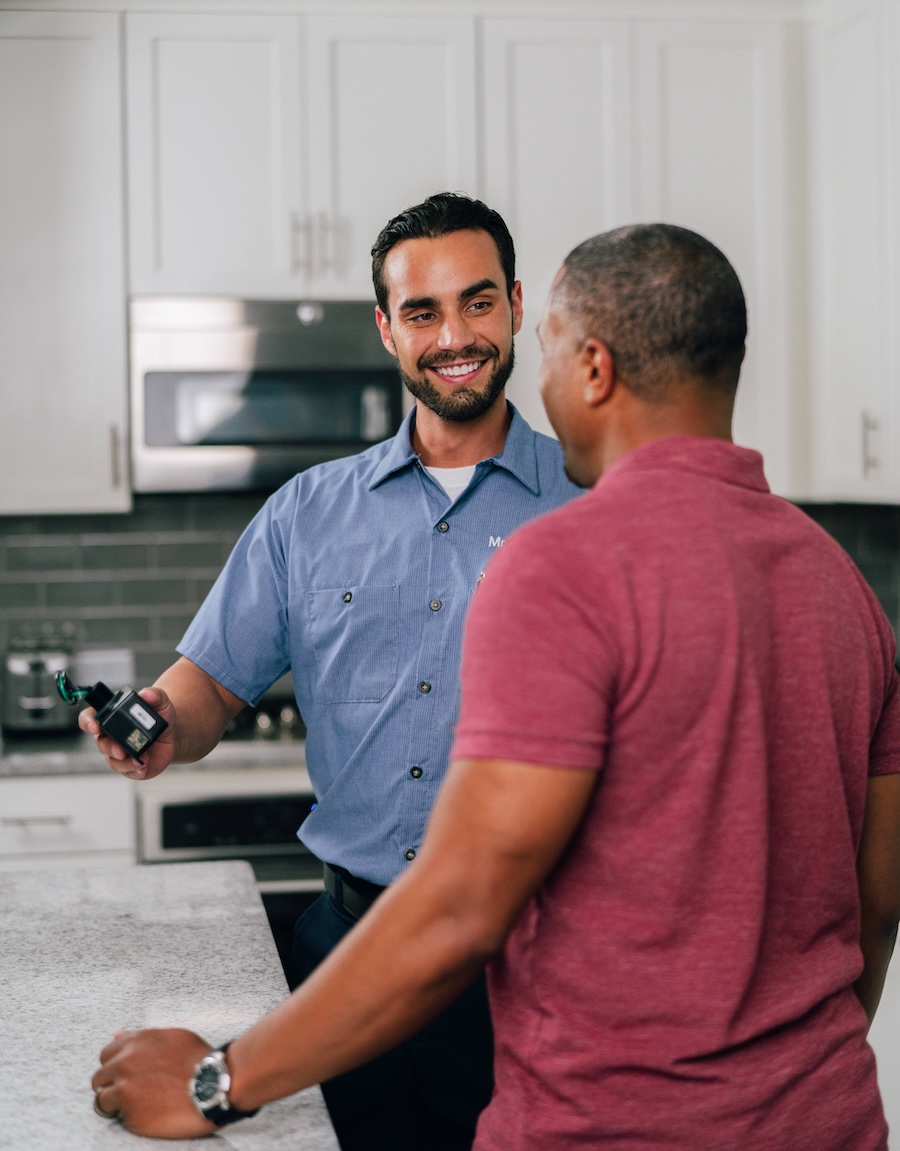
[56,671,168,765]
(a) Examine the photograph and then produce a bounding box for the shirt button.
[410,766,423,779]
[418,681,432,694]
[404,848,416,862]
[342,591,353,603]
[429,599,442,612]
[437,521,449,533]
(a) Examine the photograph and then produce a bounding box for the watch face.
[193,1061,224,1105]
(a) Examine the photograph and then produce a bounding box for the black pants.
[290,890,494,1151]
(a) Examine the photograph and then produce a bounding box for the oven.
[135,762,324,978]
[129,297,404,493]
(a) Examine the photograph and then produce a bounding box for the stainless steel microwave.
[129,297,404,492]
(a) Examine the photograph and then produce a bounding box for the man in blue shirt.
[81,192,579,1149]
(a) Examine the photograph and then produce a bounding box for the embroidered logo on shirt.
[488,536,505,548]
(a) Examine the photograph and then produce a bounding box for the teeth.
[433,360,485,378]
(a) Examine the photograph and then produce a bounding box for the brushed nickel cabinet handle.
[861,411,879,478]
[314,211,341,276]
[290,211,314,274]
[110,424,121,489]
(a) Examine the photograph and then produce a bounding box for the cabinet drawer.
[0,775,134,858]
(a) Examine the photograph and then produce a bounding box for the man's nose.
[436,310,475,350]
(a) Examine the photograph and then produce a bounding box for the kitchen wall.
[0,494,267,685]
[0,497,897,686]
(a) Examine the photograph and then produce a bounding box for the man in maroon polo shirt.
[92,224,900,1151]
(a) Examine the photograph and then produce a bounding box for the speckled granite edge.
[0,737,306,778]
[0,859,337,1151]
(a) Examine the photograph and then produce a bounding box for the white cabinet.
[482,17,802,498]
[305,16,477,298]
[635,20,799,497]
[809,0,898,501]
[481,18,633,436]
[0,11,129,513]
[0,774,134,871]
[126,14,305,297]
[126,13,476,299]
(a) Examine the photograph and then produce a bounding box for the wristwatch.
[189,1043,260,1127]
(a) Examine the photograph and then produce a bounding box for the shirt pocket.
[306,584,400,703]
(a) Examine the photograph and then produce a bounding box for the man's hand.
[91,1028,217,1139]
[78,686,176,781]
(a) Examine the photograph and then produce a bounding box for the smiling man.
[82,192,579,1150]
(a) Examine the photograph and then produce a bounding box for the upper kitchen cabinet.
[126,13,476,299]
[808,0,898,501]
[126,14,304,297]
[635,21,800,499]
[304,17,477,297]
[0,11,129,513]
[481,18,633,436]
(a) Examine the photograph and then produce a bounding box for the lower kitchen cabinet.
[0,774,135,871]
[0,10,129,513]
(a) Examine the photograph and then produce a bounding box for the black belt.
[324,862,386,920]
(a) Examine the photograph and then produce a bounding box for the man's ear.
[375,306,397,358]
[582,339,616,407]
[510,280,524,336]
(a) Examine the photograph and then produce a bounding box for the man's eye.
[468,300,492,312]
[409,312,435,324]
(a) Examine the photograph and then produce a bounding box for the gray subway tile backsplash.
[0,493,266,685]
[0,495,897,691]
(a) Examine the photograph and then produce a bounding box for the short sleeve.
[178,492,292,705]
[451,517,615,770]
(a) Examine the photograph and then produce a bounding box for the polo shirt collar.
[368,402,542,495]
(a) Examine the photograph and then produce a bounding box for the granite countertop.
[0,733,307,778]
[0,859,338,1151]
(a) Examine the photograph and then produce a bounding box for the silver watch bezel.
[189,1050,232,1115]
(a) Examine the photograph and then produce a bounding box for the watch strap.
[194,1042,260,1127]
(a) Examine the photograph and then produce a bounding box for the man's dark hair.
[555,224,748,399]
[371,192,516,315]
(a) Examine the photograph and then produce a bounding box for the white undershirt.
[424,464,477,502]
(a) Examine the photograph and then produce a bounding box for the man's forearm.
[154,657,246,763]
[91,757,597,1137]
[226,863,493,1110]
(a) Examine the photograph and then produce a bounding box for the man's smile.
[429,359,489,382]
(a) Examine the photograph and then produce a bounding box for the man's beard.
[400,342,516,423]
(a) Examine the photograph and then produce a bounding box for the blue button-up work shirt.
[178,405,581,885]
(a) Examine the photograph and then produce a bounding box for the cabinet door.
[482,19,633,436]
[0,11,129,513]
[636,21,798,497]
[126,13,304,296]
[809,0,896,501]
[0,774,134,867]
[305,16,477,299]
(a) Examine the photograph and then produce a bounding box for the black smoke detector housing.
[56,672,168,765]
